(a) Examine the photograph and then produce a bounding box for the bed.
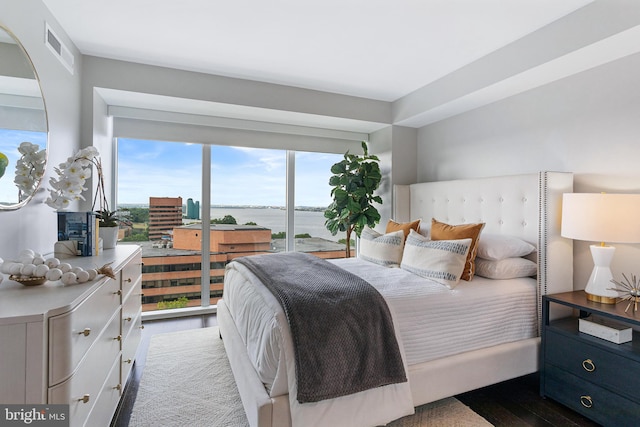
[217,171,574,427]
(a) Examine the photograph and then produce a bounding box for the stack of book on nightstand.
[579,315,632,344]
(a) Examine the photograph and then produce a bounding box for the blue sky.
[117,138,342,207]
[0,133,342,207]
[0,129,47,203]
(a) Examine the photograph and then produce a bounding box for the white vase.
[99,226,119,249]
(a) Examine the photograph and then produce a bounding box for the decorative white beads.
[0,249,103,286]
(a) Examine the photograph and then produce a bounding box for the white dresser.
[0,245,142,427]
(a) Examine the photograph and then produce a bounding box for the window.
[294,151,347,257]
[118,138,353,315]
[118,138,203,312]
[210,145,286,252]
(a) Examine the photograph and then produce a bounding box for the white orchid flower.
[46,146,108,212]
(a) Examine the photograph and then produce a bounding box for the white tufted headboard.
[393,172,574,321]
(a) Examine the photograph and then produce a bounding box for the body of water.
[209,207,344,242]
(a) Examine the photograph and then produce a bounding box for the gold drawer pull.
[113,384,122,391]
[124,278,132,283]
[79,328,91,337]
[125,316,132,322]
[580,395,593,408]
[114,289,122,296]
[140,325,145,329]
[124,358,133,364]
[582,359,596,372]
[78,394,90,404]
[114,335,122,341]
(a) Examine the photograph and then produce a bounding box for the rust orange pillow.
[386,219,421,238]
[430,218,485,281]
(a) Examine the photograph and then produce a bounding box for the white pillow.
[418,226,431,239]
[475,257,538,280]
[476,234,535,261]
[400,229,471,289]
[358,228,404,267]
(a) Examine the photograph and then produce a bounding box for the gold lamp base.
[586,292,617,304]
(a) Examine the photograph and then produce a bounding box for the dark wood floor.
[457,374,599,427]
[112,314,600,427]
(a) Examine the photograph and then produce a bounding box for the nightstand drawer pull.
[582,359,596,372]
[580,395,593,408]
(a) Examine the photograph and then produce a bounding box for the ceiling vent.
[45,23,74,75]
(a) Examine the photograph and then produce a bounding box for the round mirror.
[0,24,48,210]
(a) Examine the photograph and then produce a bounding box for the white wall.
[416,49,640,291]
[370,126,418,232]
[79,55,392,211]
[0,0,82,260]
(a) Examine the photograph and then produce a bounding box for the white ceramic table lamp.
[561,193,640,303]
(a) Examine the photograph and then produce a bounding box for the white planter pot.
[99,226,119,249]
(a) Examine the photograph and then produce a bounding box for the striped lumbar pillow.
[401,229,471,289]
[358,228,405,267]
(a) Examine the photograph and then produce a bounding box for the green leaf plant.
[324,141,382,258]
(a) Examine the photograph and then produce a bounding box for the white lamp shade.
[561,193,640,244]
[562,193,640,303]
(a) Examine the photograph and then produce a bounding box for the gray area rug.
[129,327,493,427]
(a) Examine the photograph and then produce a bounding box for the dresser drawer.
[48,311,121,425]
[121,252,142,298]
[545,364,639,426]
[85,356,121,427]
[121,279,142,338]
[121,312,142,386]
[545,329,640,400]
[49,278,121,385]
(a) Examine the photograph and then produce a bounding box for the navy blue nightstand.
[541,291,640,426]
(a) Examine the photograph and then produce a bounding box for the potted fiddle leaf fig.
[324,141,382,258]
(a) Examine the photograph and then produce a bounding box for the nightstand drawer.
[545,329,640,401]
[545,364,639,426]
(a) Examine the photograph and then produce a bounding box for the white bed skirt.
[218,298,539,427]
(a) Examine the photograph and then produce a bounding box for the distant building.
[133,223,349,311]
[148,196,183,241]
[137,223,272,311]
[174,223,272,253]
[186,198,200,220]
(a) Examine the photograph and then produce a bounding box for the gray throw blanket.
[234,252,407,403]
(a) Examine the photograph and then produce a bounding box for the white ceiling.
[42,0,593,103]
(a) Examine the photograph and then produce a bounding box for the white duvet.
[223,257,537,426]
